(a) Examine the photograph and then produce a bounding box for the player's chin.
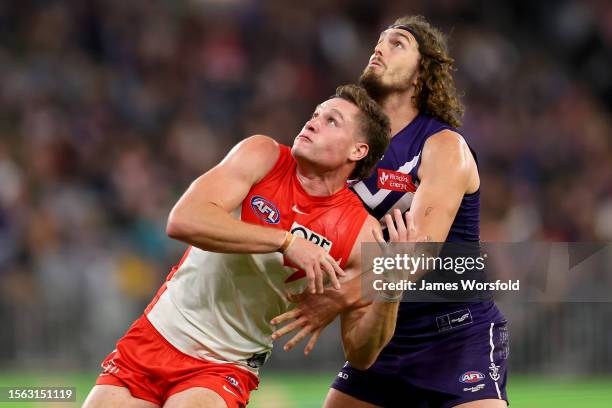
[292,136,313,150]
[290,142,308,159]
[360,67,381,82]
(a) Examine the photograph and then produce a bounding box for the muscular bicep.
[173,135,280,214]
[412,130,476,242]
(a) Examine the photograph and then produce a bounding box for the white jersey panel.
[146,247,303,374]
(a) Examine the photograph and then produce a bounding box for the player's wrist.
[340,278,364,308]
[376,289,403,302]
[278,231,296,254]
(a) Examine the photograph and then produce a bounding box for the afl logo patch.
[250,195,280,224]
[460,371,485,383]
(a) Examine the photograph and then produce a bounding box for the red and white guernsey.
[145,145,368,374]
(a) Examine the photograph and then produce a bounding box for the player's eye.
[327,116,337,126]
[392,40,403,48]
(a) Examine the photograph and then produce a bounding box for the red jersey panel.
[241,144,368,274]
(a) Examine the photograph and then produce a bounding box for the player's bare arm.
[270,272,367,355]
[410,129,479,242]
[271,131,477,350]
[273,209,413,358]
[166,134,344,293]
[270,217,381,355]
[336,208,424,370]
[167,134,281,252]
[269,213,385,354]
[337,214,407,370]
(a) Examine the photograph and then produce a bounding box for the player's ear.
[350,142,369,162]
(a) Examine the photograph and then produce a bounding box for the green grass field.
[0,372,610,407]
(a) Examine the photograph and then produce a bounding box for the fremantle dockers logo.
[489,363,501,381]
[250,196,280,224]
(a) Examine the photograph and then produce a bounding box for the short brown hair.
[334,84,390,180]
[392,15,464,127]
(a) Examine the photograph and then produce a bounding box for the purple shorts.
[331,302,509,407]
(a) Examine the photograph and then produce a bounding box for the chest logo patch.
[290,222,333,252]
[377,168,417,193]
[250,195,280,224]
[285,222,336,283]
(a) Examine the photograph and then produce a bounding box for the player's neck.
[295,167,348,197]
[380,91,419,137]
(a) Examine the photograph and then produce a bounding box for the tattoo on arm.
[425,206,434,217]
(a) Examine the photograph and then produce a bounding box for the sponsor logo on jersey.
[451,312,471,324]
[459,371,485,383]
[436,309,473,332]
[463,384,485,392]
[377,168,417,193]
[290,222,333,252]
[101,357,120,375]
[291,204,308,215]
[222,385,239,398]
[250,195,280,224]
[284,222,337,283]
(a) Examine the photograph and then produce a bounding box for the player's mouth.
[297,134,312,143]
[369,58,385,68]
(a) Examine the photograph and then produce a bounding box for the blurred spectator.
[0,0,610,369]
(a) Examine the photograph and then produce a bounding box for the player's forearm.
[342,301,400,370]
[167,202,286,253]
[338,274,371,309]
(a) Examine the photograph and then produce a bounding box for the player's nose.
[305,119,318,133]
[373,42,385,57]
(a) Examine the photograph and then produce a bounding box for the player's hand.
[383,208,413,243]
[374,209,415,301]
[284,237,345,294]
[270,289,344,354]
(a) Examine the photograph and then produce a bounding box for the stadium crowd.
[0,0,610,369]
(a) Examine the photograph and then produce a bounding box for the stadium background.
[0,0,611,406]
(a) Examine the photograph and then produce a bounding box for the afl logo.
[250,196,280,224]
[460,371,485,384]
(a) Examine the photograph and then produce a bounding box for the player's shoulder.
[424,129,466,151]
[421,129,472,164]
[224,135,284,184]
[236,134,283,166]
[238,134,281,155]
